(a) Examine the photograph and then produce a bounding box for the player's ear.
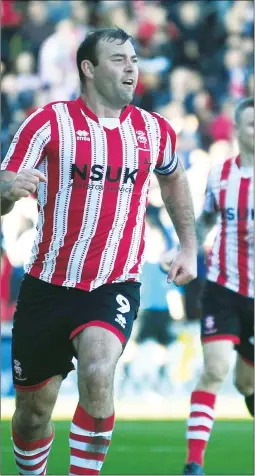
[81,60,94,80]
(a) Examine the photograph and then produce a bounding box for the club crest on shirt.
[136,130,148,147]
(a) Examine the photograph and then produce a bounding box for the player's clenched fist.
[3,169,47,201]
[160,247,197,286]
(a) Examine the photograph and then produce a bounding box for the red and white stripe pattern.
[89,115,138,290]
[27,158,48,274]
[186,390,216,465]
[64,114,108,288]
[1,97,178,291]
[204,156,254,297]
[69,404,114,475]
[39,103,76,282]
[187,403,214,442]
[12,429,54,475]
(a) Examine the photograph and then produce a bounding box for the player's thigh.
[12,274,74,389]
[201,280,240,346]
[70,281,141,350]
[15,375,63,420]
[202,339,234,376]
[71,282,141,382]
[73,326,123,383]
[234,354,254,395]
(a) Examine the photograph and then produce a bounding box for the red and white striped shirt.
[204,155,254,298]
[2,97,178,291]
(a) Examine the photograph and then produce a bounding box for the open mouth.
[122,79,134,86]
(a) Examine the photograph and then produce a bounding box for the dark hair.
[234,97,254,124]
[76,27,133,84]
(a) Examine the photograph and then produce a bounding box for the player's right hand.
[4,169,47,201]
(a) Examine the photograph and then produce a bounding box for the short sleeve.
[204,170,218,213]
[153,114,178,176]
[1,108,51,173]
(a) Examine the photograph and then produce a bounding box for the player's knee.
[15,401,52,430]
[79,361,115,399]
[235,377,254,396]
[203,359,230,385]
[15,390,56,429]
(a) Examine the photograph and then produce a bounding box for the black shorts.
[201,280,254,365]
[12,274,140,389]
[183,278,205,321]
[136,309,176,346]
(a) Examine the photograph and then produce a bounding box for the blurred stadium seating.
[1,0,254,418]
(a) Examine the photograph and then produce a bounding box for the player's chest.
[215,173,254,223]
[48,117,157,187]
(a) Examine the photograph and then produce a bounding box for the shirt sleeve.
[203,169,218,213]
[153,114,178,176]
[1,108,51,173]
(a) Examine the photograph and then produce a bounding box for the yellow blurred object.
[175,330,200,382]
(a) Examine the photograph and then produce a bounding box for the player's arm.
[0,109,50,216]
[156,160,197,253]
[154,117,197,285]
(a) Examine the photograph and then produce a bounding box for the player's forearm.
[158,164,197,252]
[0,180,15,215]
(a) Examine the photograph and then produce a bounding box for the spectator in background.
[1,62,13,158]
[1,234,16,322]
[210,100,234,142]
[192,89,214,150]
[224,47,247,99]
[71,0,91,34]
[47,0,73,24]
[38,18,86,101]
[15,52,41,113]
[1,0,23,64]
[19,0,55,66]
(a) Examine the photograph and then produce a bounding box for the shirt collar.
[76,96,131,124]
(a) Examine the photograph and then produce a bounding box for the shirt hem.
[206,276,254,299]
[27,269,141,292]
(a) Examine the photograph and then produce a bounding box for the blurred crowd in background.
[1,0,254,397]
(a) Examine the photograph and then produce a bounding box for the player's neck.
[81,92,123,119]
[239,149,253,168]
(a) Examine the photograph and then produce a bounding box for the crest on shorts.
[13,359,23,378]
[205,315,215,329]
[13,359,27,380]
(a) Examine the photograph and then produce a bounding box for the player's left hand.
[164,247,197,286]
[160,248,177,274]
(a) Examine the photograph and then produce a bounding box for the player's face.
[93,38,139,108]
[236,107,254,152]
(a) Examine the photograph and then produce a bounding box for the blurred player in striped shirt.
[183,97,254,475]
[1,28,197,475]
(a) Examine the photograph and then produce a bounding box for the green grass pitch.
[1,420,254,475]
